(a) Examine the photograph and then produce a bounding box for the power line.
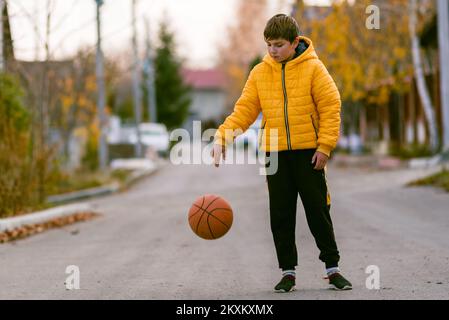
[10,0,153,62]
[9,0,96,59]
[50,0,78,32]
[49,17,97,56]
[69,19,136,59]
[8,0,46,48]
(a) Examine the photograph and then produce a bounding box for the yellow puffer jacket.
[215,36,341,157]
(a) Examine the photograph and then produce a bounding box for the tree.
[297,0,426,148]
[299,0,442,151]
[219,0,267,113]
[56,50,97,161]
[154,19,191,130]
[304,0,412,104]
[409,0,438,151]
[55,48,120,168]
[0,74,36,216]
[437,0,449,151]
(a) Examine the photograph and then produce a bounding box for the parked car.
[129,123,170,157]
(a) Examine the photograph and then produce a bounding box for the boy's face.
[265,37,300,63]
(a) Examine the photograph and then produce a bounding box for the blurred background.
[1,0,449,217]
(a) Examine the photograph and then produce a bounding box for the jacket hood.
[262,36,318,68]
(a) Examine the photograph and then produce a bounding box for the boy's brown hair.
[264,14,300,43]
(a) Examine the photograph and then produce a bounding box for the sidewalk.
[331,153,406,170]
[0,157,167,238]
[332,152,449,171]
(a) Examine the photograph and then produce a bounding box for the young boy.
[212,14,352,292]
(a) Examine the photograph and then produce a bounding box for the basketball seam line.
[192,204,231,229]
[189,196,221,221]
[195,196,221,235]
[189,196,205,219]
[206,214,216,239]
[189,205,232,221]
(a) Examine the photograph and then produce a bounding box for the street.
[1,152,449,300]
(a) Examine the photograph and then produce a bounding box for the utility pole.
[95,0,108,170]
[409,0,438,152]
[34,0,40,60]
[143,16,157,123]
[0,0,4,72]
[131,0,142,158]
[438,0,449,151]
[132,0,143,157]
[36,0,53,203]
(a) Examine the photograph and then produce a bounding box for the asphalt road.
[1,151,449,299]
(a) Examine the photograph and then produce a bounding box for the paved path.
[1,151,448,299]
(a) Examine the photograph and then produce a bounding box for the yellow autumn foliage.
[300,0,414,105]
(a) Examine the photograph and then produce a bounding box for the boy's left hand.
[311,151,328,170]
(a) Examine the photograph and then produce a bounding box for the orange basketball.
[188,194,233,240]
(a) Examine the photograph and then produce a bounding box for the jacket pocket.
[310,114,318,140]
[258,119,267,149]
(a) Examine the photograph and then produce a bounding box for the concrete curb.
[46,162,165,204]
[0,162,165,234]
[46,183,120,204]
[119,167,159,191]
[0,203,92,232]
[408,154,442,169]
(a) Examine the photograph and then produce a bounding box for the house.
[182,68,227,136]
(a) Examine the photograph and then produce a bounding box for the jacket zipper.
[310,114,318,140]
[282,63,292,150]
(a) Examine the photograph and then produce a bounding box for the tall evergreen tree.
[154,19,191,130]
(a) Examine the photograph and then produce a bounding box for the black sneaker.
[327,273,352,290]
[274,275,296,293]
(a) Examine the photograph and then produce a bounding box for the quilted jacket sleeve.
[311,60,341,157]
[214,69,261,146]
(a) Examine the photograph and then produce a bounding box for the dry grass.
[407,169,449,192]
[0,211,101,244]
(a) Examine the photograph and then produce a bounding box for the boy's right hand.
[211,144,226,167]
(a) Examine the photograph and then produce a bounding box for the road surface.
[1,151,449,299]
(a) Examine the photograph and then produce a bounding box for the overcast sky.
[9,0,330,69]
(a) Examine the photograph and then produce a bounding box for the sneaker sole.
[328,284,352,291]
[275,286,296,293]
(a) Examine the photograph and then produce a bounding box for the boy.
[211,14,352,292]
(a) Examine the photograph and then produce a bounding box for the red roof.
[182,68,226,90]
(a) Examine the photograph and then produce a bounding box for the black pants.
[266,149,340,270]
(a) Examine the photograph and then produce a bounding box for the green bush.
[0,73,36,217]
[389,143,433,160]
[408,169,449,192]
[82,125,99,171]
[110,169,133,184]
